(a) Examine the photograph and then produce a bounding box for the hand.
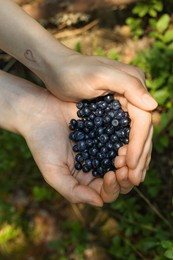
[42,53,157,186]
[114,94,153,191]
[19,83,128,205]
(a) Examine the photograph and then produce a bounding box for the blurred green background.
[0,0,173,259]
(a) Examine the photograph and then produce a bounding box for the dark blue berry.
[69,132,76,140]
[76,102,83,109]
[75,131,85,141]
[82,164,90,173]
[99,134,109,144]
[104,94,114,103]
[111,119,119,127]
[94,117,103,126]
[77,141,86,151]
[73,145,79,152]
[92,159,100,168]
[103,115,111,124]
[120,117,131,127]
[86,139,94,147]
[75,153,84,163]
[89,147,98,156]
[85,159,92,169]
[81,151,89,160]
[75,162,82,170]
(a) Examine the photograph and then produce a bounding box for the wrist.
[0,70,49,136]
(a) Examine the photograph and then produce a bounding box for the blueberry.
[97,152,106,160]
[111,119,119,127]
[89,147,98,156]
[75,153,84,163]
[111,100,121,110]
[102,158,111,168]
[75,131,85,141]
[92,158,100,168]
[95,109,103,117]
[108,111,115,118]
[99,134,109,144]
[77,120,84,129]
[69,132,76,140]
[83,127,90,133]
[69,124,76,131]
[81,151,89,160]
[97,101,107,109]
[108,150,116,158]
[120,118,131,127]
[92,169,99,177]
[90,103,97,111]
[123,138,129,144]
[96,127,104,136]
[84,120,94,129]
[83,107,91,116]
[88,131,95,139]
[75,162,82,170]
[104,94,114,103]
[105,126,114,135]
[103,115,111,124]
[77,141,86,151]
[110,134,118,143]
[86,139,94,147]
[69,93,130,177]
[85,159,92,169]
[82,164,91,172]
[94,117,103,126]
[106,142,114,150]
[73,145,79,152]
[76,102,83,109]
[77,110,83,118]
[113,142,123,152]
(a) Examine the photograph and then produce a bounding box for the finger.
[101,58,146,88]
[118,145,127,156]
[114,155,126,168]
[116,166,134,194]
[100,171,120,203]
[96,57,158,111]
[141,144,152,182]
[128,127,153,185]
[43,165,103,207]
[126,109,152,169]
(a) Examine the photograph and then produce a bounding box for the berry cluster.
[69,94,131,177]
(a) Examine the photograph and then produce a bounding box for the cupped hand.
[43,53,157,187]
[44,53,157,110]
[114,94,153,190]
[20,86,123,206]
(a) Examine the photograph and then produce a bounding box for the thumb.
[103,68,158,111]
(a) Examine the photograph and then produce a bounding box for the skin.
[0,0,158,205]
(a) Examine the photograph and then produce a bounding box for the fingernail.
[142,94,158,109]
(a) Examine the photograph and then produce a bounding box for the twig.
[54,19,99,39]
[134,187,172,228]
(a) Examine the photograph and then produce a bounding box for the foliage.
[0,0,172,259]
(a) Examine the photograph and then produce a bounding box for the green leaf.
[152,88,169,104]
[154,1,163,12]
[165,249,173,259]
[156,14,170,32]
[161,240,173,249]
[163,30,173,43]
[149,9,157,18]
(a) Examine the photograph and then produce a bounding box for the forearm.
[0,0,71,80]
[0,70,46,134]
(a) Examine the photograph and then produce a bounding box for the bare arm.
[0,0,70,79]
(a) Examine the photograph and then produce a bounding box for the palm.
[24,92,120,205]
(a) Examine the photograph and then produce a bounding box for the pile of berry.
[69,94,131,177]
